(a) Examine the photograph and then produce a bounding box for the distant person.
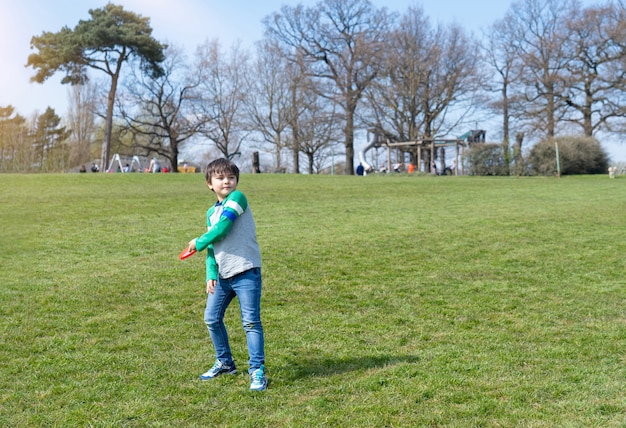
[123,163,130,173]
[450,159,457,175]
[186,158,267,391]
[356,163,364,176]
[407,163,415,174]
[431,161,437,175]
[608,166,617,179]
[442,161,456,175]
[79,164,87,173]
[91,163,99,173]
[149,157,161,173]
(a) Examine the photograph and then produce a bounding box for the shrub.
[528,135,609,176]
[466,143,509,176]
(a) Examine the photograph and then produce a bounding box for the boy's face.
[207,171,238,201]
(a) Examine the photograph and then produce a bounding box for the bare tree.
[507,0,578,138]
[245,40,298,171]
[483,15,527,175]
[364,5,481,171]
[362,5,429,144]
[195,40,250,160]
[376,6,480,138]
[561,2,626,136]
[297,90,343,174]
[264,0,391,174]
[286,50,309,174]
[117,45,208,170]
[66,83,98,168]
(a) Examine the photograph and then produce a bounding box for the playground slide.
[359,131,380,172]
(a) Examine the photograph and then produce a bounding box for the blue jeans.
[204,268,265,373]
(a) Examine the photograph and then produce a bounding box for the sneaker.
[249,365,267,391]
[200,360,237,380]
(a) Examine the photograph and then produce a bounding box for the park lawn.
[0,172,625,427]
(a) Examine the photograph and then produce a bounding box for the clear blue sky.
[2,0,623,161]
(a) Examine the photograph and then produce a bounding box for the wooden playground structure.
[361,130,486,175]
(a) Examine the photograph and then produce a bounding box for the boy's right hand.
[188,238,197,251]
[206,279,217,294]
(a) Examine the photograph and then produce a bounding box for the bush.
[466,143,509,176]
[528,135,609,176]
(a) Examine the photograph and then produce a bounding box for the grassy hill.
[1,173,624,427]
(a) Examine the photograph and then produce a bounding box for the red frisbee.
[179,246,197,260]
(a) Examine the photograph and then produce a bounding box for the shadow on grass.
[281,354,421,380]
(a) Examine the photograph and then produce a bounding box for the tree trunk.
[514,132,524,176]
[502,83,511,176]
[101,55,124,172]
[307,152,314,174]
[344,109,355,175]
[292,145,299,174]
[253,151,261,173]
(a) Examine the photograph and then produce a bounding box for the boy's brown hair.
[205,158,240,183]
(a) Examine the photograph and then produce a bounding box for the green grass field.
[1,172,625,427]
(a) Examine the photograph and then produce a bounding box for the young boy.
[187,158,267,391]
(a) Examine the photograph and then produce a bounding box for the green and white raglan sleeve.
[194,190,249,280]
[206,245,218,281]
[202,204,219,281]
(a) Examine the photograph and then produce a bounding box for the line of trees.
[1,0,625,174]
